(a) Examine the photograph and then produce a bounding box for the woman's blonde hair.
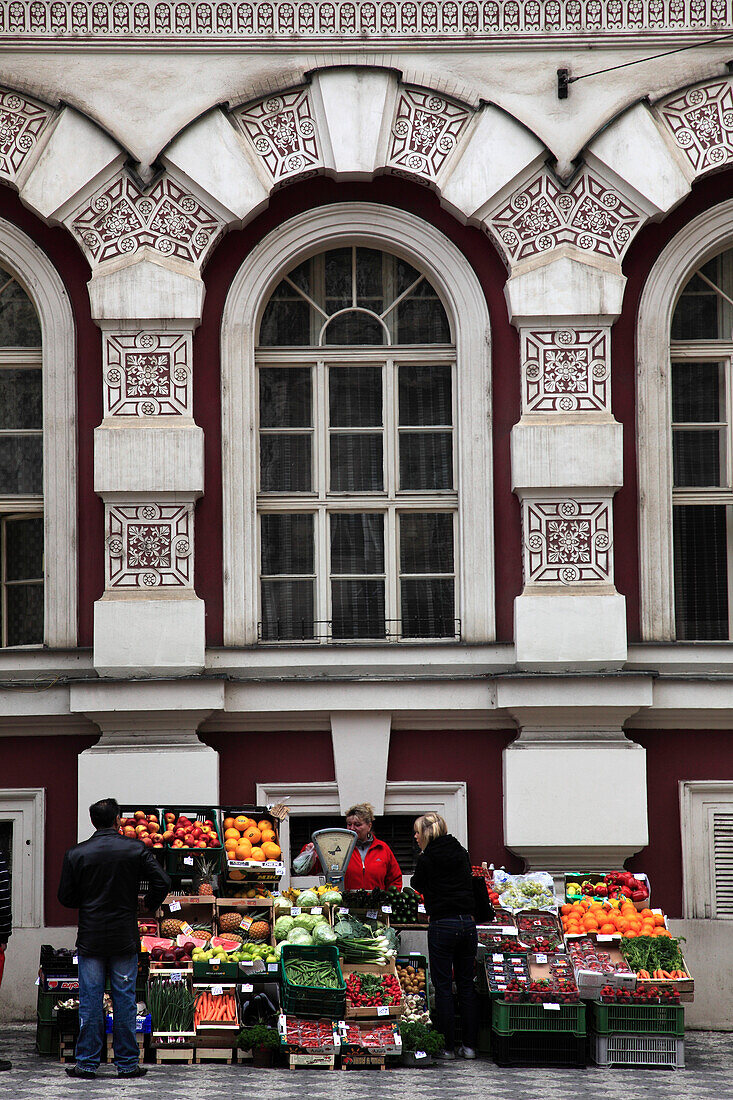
[345,802,375,826]
[414,812,447,845]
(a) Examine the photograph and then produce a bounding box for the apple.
[162,829,174,841]
[148,823,159,835]
[172,839,184,848]
[165,813,175,823]
[201,825,211,834]
[174,827,186,839]
[134,810,146,820]
[123,826,136,838]
[196,840,207,848]
[142,836,154,847]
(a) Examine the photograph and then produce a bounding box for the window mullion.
[318,507,329,642]
[386,504,397,638]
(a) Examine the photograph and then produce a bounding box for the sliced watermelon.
[177,933,207,949]
[210,936,241,953]
[141,936,175,952]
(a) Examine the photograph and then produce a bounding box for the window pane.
[261,513,314,574]
[325,248,351,313]
[260,367,311,428]
[330,512,384,574]
[672,429,723,487]
[323,312,385,345]
[672,288,719,340]
[260,435,312,492]
[332,579,385,638]
[399,432,453,490]
[401,578,455,638]
[672,362,722,422]
[400,513,453,574]
[0,369,42,429]
[673,504,728,640]
[330,434,383,491]
[6,583,43,645]
[355,248,384,312]
[0,436,42,494]
[6,516,43,580]
[396,281,450,344]
[261,579,314,640]
[259,295,311,346]
[0,275,41,346]
[399,365,452,426]
[329,367,382,428]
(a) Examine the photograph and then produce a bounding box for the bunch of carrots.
[194,989,237,1026]
[637,968,688,980]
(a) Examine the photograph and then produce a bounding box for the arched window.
[0,270,43,646]
[256,246,456,641]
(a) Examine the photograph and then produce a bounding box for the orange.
[234,815,249,830]
[235,840,253,860]
[244,826,261,844]
[653,913,666,927]
[561,904,572,915]
[224,838,238,853]
[223,817,235,830]
[624,930,637,938]
[249,847,265,862]
[599,923,616,935]
[260,829,276,844]
[224,828,241,841]
[257,820,270,832]
[261,841,281,859]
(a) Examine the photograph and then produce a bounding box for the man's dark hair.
[89,798,121,829]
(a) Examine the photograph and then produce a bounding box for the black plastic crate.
[491,1029,587,1067]
[39,945,77,977]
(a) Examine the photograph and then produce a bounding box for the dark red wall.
[626,728,733,917]
[0,186,101,648]
[616,168,733,642]
[201,729,336,805]
[196,177,522,644]
[1,734,98,926]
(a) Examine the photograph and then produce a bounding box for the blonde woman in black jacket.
[411,812,478,1060]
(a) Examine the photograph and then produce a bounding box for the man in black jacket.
[0,848,11,1071]
[58,797,170,1080]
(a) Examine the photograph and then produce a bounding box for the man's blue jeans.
[76,954,139,1074]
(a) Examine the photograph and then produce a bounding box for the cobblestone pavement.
[1,1026,732,1099]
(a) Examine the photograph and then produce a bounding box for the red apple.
[162,829,174,841]
[142,836,153,847]
[165,813,175,823]
[148,823,159,835]
[123,826,136,838]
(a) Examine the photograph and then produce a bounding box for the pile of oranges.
[223,814,282,863]
[561,898,671,939]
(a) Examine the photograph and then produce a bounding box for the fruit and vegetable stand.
[33,808,696,1071]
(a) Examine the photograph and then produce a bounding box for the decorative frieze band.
[523,498,613,585]
[103,332,192,417]
[0,0,732,39]
[105,502,194,589]
[522,328,610,413]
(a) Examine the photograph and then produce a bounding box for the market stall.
[34,808,693,1071]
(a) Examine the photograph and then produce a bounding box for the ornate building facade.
[0,4,732,1022]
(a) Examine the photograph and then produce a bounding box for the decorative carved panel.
[232,87,323,182]
[489,169,643,262]
[387,86,471,182]
[71,173,222,265]
[660,80,733,176]
[106,503,193,588]
[523,498,613,585]
[0,89,52,182]
[103,332,191,416]
[522,328,609,413]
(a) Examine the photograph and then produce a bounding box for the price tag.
[543,1003,561,1011]
[597,935,615,943]
[180,922,194,937]
[35,977,40,986]
[377,1005,390,1017]
[409,952,421,957]
[268,963,278,972]
[170,971,182,982]
[535,954,548,964]
[73,955,78,965]
[417,904,426,914]
[242,983,254,992]
[211,984,223,996]
[366,910,378,920]
[415,1051,427,1059]
[211,957,220,967]
[492,954,503,962]
[311,907,323,915]
[291,907,302,916]
[240,916,253,931]
[652,908,663,915]
[169,901,182,912]
[339,907,349,915]
[381,905,392,914]
[183,856,194,866]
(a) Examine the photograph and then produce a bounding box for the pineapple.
[248,920,270,942]
[196,856,219,897]
[160,918,183,938]
[192,924,212,942]
[219,911,244,934]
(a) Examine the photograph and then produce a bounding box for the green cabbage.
[287,928,313,945]
[320,890,342,906]
[274,915,295,941]
[312,923,337,945]
[297,890,319,908]
[293,913,320,932]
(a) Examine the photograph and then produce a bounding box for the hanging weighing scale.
[310,827,357,889]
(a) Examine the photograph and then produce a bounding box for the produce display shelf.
[591,1000,684,1037]
[491,1029,587,1067]
[280,944,346,1021]
[492,999,586,1036]
[590,1032,685,1068]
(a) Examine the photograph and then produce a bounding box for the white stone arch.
[0,216,77,647]
[637,198,733,641]
[221,201,494,646]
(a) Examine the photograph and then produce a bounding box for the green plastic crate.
[37,989,60,1023]
[591,1000,684,1038]
[35,1018,60,1057]
[492,999,586,1036]
[280,944,345,1020]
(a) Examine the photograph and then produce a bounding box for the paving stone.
[0,1025,731,1098]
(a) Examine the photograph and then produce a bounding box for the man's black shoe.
[119,1066,147,1077]
[65,1065,96,1079]
[0,1059,11,1071]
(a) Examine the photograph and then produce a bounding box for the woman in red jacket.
[343,803,402,891]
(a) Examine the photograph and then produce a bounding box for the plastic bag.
[292,842,320,875]
[492,870,557,911]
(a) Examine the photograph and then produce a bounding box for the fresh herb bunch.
[619,935,686,974]
[147,977,195,1033]
[399,1021,445,1056]
[237,1024,280,1051]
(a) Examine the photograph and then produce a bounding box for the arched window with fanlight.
[0,269,43,647]
[256,245,458,642]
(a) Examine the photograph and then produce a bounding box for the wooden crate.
[289,1053,336,1069]
[154,1045,194,1064]
[342,958,403,1019]
[341,1052,389,1070]
[194,1045,237,1064]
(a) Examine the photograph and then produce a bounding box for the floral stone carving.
[232,87,322,182]
[523,498,613,585]
[106,503,193,588]
[0,89,53,182]
[660,80,733,176]
[523,329,609,413]
[388,86,471,181]
[103,332,191,416]
[71,173,222,265]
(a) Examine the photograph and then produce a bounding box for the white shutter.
[711,810,733,919]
